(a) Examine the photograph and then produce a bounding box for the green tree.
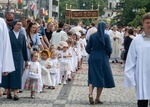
[77,0,107,15]
[59,0,79,22]
[128,8,146,27]
[85,19,90,25]
[115,0,150,26]
[59,0,107,24]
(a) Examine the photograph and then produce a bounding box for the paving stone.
[0,62,137,107]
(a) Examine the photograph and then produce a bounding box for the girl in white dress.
[66,39,74,80]
[49,49,59,89]
[72,40,78,72]
[24,51,42,98]
[39,50,52,91]
[80,33,88,57]
[75,32,83,69]
[60,42,73,84]
[56,45,63,84]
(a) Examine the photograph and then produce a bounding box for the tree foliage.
[115,0,150,27]
[59,0,107,25]
[128,8,146,27]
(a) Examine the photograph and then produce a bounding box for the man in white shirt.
[51,22,68,47]
[86,23,97,41]
[105,23,112,35]
[0,18,15,84]
[124,12,150,107]
[70,21,82,34]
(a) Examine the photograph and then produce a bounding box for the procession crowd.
[0,11,150,107]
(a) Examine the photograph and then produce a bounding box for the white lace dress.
[39,59,52,86]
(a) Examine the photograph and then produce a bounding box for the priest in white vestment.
[110,25,121,63]
[124,12,150,107]
[0,18,15,84]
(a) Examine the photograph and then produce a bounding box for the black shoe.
[13,95,19,101]
[7,94,13,99]
[68,78,71,81]
[3,93,7,95]
[115,60,118,63]
[19,91,23,93]
[51,86,55,89]
[112,61,115,63]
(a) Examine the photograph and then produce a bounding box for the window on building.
[109,3,112,9]
[53,0,58,6]
[52,12,58,18]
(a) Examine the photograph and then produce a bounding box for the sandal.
[95,99,103,104]
[31,95,35,99]
[3,93,7,95]
[52,86,55,89]
[7,94,13,99]
[88,94,94,104]
[13,95,19,101]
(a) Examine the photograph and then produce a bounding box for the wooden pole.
[65,4,68,24]
[97,4,100,23]
[69,5,72,25]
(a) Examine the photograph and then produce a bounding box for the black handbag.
[29,34,40,52]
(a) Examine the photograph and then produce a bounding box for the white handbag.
[28,72,39,79]
[61,58,69,65]
[49,68,57,74]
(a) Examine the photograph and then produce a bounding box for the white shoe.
[63,81,67,85]
[121,64,125,67]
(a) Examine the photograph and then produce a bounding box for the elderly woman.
[1,19,28,100]
[86,21,115,104]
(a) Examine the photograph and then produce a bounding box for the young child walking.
[66,39,74,80]
[49,49,59,89]
[39,50,52,91]
[24,51,42,98]
[60,42,73,84]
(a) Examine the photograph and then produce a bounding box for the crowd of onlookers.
[0,12,89,100]
[0,12,144,101]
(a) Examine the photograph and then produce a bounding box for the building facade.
[101,0,120,23]
[22,0,59,20]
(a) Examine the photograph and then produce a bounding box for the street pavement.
[0,62,137,107]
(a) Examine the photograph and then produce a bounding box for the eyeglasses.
[6,19,13,22]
